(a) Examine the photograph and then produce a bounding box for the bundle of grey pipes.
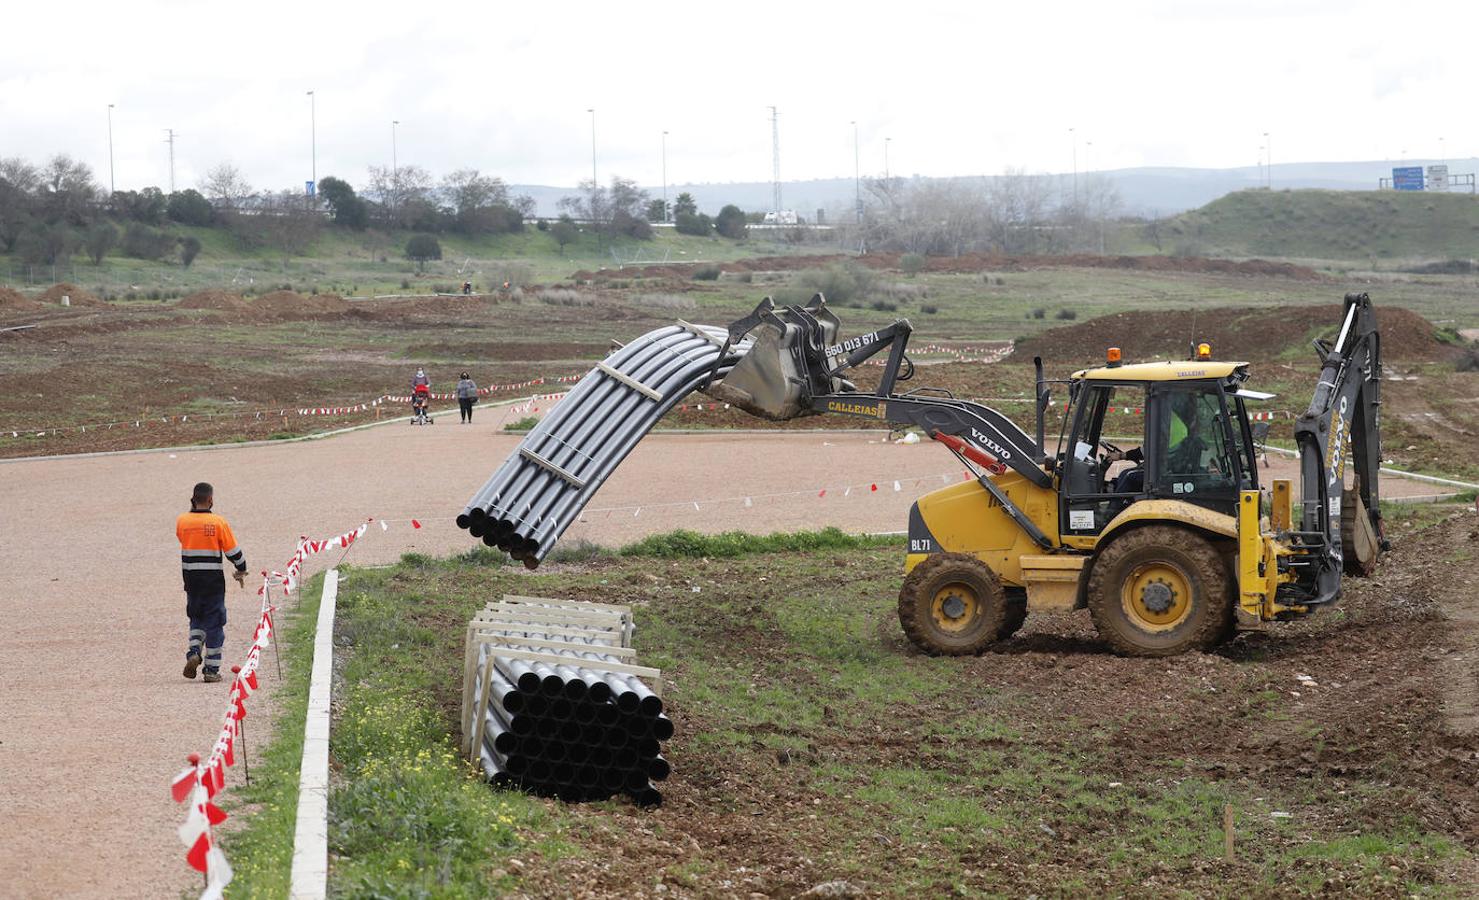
[455,322,751,566]
[473,639,672,807]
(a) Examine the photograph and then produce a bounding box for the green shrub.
[544,540,611,564]
[675,211,713,236]
[921,303,939,314]
[618,527,895,559]
[1055,308,1078,320]
[691,264,722,281]
[735,271,753,283]
[1030,307,1046,320]
[792,261,875,305]
[899,253,926,276]
[505,416,540,432]
[871,299,899,312]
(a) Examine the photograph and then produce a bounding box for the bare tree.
[366,164,434,228]
[200,163,254,210]
[985,168,1053,254]
[439,169,513,232]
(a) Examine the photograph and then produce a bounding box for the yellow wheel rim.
[1120,561,1192,632]
[931,582,980,633]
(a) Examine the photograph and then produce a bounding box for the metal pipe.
[650,715,674,742]
[481,330,701,532]
[461,322,747,563]
[456,332,669,522]
[496,334,720,549]
[647,756,670,781]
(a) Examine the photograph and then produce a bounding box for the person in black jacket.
[456,372,478,423]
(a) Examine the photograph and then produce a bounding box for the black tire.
[1086,526,1232,657]
[898,553,1008,655]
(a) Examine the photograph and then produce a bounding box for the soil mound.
[36,283,107,308]
[251,290,351,318]
[1018,304,1452,366]
[178,290,249,313]
[0,287,45,313]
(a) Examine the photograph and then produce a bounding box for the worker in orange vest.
[175,482,248,683]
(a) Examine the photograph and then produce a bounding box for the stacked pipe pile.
[462,595,671,807]
[455,322,751,567]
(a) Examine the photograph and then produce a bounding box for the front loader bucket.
[704,296,845,420]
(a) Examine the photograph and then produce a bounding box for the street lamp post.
[587,108,598,190]
[884,137,891,180]
[107,104,115,196]
[391,120,399,219]
[1070,127,1077,207]
[662,130,669,222]
[1263,132,1271,189]
[851,120,861,224]
[307,90,316,203]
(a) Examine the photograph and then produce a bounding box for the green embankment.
[1160,189,1479,261]
[0,225,833,298]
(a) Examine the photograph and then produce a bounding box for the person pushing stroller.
[411,368,433,425]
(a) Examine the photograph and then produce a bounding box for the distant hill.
[514,158,1479,219]
[1159,189,1479,261]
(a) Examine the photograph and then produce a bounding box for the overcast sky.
[0,0,1470,195]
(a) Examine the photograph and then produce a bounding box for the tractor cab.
[1057,348,1263,542]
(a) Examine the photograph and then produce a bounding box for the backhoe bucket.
[704,296,845,420]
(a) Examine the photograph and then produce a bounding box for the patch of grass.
[218,571,324,895]
[325,584,557,896]
[617,526,898,558]
[504,416,540,432]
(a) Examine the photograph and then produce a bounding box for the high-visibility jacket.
[176,509,246,589]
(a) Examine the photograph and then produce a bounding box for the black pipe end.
[651,716,675,741]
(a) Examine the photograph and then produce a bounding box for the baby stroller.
[411,384,433,425]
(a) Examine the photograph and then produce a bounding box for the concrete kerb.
[288,568,339,900]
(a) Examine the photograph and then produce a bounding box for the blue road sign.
[305,180,316,196]
[1392,166,1424,191]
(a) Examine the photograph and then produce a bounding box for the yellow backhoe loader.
[705,292,1386,656]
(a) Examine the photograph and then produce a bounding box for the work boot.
[183,653,201,680]
[202,670,222,684]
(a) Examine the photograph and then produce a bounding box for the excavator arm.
[705,295,1056,548]
[1285,292,1387,605]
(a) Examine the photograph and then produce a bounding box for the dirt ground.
[506,509,1479,898]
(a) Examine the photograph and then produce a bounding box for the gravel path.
[0,419,1440,897]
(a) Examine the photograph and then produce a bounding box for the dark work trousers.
[459,397,475,423]
[185,577,228,674]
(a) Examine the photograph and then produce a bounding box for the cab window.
[1152,387,1238,498]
